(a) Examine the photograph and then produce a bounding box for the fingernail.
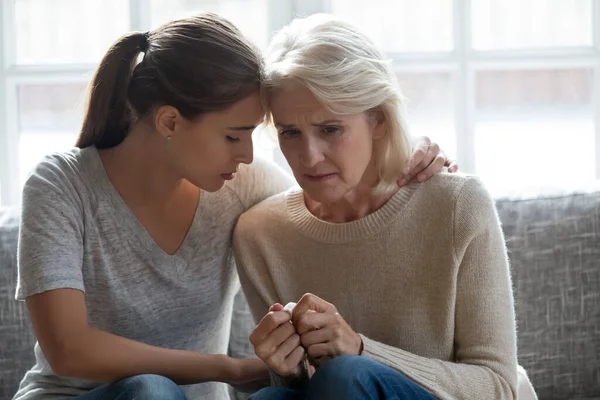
[403,167,410,175]
[418,174,426,182]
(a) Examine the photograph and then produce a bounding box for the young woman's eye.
[226,136,241,142]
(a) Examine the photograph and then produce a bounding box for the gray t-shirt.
[13,147,293,400]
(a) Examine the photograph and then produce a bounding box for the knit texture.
[234,173,532,400]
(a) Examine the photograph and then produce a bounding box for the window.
[149,0,270,49]
[1,0,598,204]
[329,0,453,53]
[474,68,594,192]
[471,0,593,50]
[13,0,129,65]
[326,0,598,195]
[0,0,283,205]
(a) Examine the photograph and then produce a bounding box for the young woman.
[13,13,453,400]
[233,14,537,400]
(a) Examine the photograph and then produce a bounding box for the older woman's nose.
[299,138,325,168]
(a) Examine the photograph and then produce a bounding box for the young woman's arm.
[26,288,264,385]
[17,156,267,387]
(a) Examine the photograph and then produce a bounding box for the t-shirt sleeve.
[15,156,85,300]
[229,157,295,210]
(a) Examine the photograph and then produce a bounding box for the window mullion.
[0,0,19,206]
[130,0,152,31]
[454,0,476,174]
[594,0,600,179]
[0,0,8,205]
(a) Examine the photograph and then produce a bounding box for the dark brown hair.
[76,13,264,149]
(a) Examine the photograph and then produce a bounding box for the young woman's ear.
[154,105,182,139]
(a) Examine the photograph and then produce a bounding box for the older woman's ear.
[368,109,387,140]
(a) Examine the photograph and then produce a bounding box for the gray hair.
[263,13,412,193]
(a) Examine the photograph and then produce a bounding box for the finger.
[254,322,296,360]
[446,160,459,173]
[265,321,297,349]
[307,343,332,360]
[250,311,291,344]
[416,154,446,182]
[404,147,426,176]
[292,293,336,323]
[300,326,331,347]
[408,143,440,181]
[270,303,284,312]
[404,136,431,175]
[277,332,302,358]
[281,346,307,377]
[295,311,335,335]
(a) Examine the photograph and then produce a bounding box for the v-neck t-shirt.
[14,146,294,400]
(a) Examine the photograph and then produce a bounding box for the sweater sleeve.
[233,212,309,389]
[359,177,518,400]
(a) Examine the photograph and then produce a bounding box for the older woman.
[233,14,537,400]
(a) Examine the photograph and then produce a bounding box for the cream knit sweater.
[233,174,536,400]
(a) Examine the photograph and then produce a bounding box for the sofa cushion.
[496,189,600,400]
[0,208,35,400]
[0,207,255,400]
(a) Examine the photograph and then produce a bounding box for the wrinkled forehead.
[268,83,335,126]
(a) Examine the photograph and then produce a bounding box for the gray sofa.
[1,186,599,400]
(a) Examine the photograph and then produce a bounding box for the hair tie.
[140,32,150,53]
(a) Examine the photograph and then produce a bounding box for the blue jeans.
[249,356,437,400]
[73,374,187,400]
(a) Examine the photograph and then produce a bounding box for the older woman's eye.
[322,126,342,135]
[279,129,300,137]
[226,136,241,142]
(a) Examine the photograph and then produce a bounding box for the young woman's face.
[166,91,264,192]
[270,84,385,204]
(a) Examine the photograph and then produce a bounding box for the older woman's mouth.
[304,173,337,182]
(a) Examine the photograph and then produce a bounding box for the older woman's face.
[270,84,385,203]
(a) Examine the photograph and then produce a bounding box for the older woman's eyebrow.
[311,119,343,126]
[275,122,295,129]
[275,119,343,128]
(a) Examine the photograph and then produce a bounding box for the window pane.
[149,0,269,49]
[475,69,594,193]
[398,72,456,158]
[16,82,275,184]
[14,0,129,64]
[472,0,593,50]
[17,83,87,186]
[330,0,453,53]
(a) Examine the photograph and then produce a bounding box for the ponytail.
[76,14,263,149]
[76,32,147,149]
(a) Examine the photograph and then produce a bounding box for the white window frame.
[320,0,600,177]
[1,0,599,205]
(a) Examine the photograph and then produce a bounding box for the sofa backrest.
[1,186,599,400]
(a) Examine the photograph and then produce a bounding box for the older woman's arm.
[358,177,518,400]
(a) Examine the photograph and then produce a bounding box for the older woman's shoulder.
[235,186,301,233]
[419,173,495,211]
[424,173,491,199]
[422,173,498,228]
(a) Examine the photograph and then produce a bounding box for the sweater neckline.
[287,183,419,243]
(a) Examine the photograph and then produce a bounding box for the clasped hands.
[249,293,363,378]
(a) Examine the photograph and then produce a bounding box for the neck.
[98,122,195,207]
[304,162,399,223]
